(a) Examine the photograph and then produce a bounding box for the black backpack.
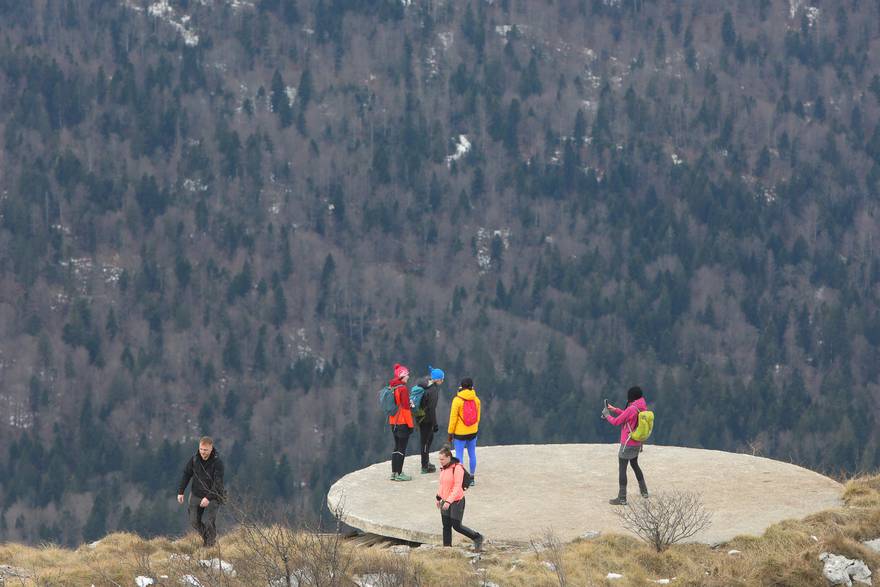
[457,463,473,491]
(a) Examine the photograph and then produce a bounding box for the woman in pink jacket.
[435,446,484,550]
[603,386,650,505]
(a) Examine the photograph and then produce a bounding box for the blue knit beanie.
[428,365,445,381]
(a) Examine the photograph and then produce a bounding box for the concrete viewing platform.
[327,444,843,546]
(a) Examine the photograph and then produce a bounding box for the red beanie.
[393,363,409,379]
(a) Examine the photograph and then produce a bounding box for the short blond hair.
[199,436,214,446]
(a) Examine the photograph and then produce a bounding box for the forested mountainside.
[1,0,880,545]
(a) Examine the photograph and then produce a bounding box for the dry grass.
[0,473,878,586]
[843,473,880,508]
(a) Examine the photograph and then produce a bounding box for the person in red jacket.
[603,386,650,505]
[388,363,414,481]
[436,446,483,550]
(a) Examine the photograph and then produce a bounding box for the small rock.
[811,535,819,542]
[728,550,741,556]
[417,543,438,550]
[481,582,501,587]
[198,558,235,576]
[389,544,411,555]
[353,574,383,587]
[182,576,203,587]
[543,561,556,571]
[579,530,601,540]
[88,540,102,549]
[606,572,624,580]
[649,580,672,585]
[819,552,872,586]
[864,539,880,553]
[0,566,32,579]
[135,577,155,587]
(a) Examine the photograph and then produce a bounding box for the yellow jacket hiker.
[447,378,481,486]
[448,386,481,436]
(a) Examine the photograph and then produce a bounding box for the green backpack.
[629,407,654,442]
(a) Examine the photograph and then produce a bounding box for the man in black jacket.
[177,437,225,547]
[415,366,445,474]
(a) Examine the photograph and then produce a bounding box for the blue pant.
[453,437,477,474]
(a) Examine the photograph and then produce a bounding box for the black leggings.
[419,423,435,467]
[618,456,647,498]
[441,499,480,546]
[391,425,412,474]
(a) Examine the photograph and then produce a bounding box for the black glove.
[433,424,439,433]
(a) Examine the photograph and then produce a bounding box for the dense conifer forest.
[1,0,880,544]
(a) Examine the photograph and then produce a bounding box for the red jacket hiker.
[388,374,413,428]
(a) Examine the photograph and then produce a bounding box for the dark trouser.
[618,456,648,499]
[391,425,412,474]
[188,494,220,546]
[440,498,480,546]
[419,423,435,468]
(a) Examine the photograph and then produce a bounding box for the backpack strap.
[623,404,643,446]
[452,395,463,433]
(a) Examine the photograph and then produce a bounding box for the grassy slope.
[0,475,878,586]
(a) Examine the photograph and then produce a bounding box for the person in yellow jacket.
[447,378,481,487]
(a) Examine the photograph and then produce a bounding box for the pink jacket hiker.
[437,461,466,504]
[607,397,647,447]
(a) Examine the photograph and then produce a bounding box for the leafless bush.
[529,529,567,587]
[83,551,125,587]
[350,553,424,587]
[124,541,158,581]
[0,563,36,586]
[165,551,228,587]
[229,495,355,587]
[613,491,712,552]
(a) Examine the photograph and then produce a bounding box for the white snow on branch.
[446,135,471,167]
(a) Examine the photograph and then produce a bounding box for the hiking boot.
[395,472,412,481]
[608,497,627,506]
[468,477,476,487]
[389,473,397,481]
[473,534,484,552]
[421,464,436,474]
[641,491,650,498]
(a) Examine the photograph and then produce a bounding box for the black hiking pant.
[391,424,412,474]
[618,456,648,499]
[440,498,481,546]
[419,422,435,468]
[188,494,220,546]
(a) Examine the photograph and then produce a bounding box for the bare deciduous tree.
[613,491,712,552]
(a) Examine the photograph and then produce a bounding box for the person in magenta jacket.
[603,386,649,505]
[436,446,484,550]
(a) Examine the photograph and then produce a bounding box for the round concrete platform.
[327,444,843,546]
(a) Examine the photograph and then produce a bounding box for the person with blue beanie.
[413,365,445,473]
